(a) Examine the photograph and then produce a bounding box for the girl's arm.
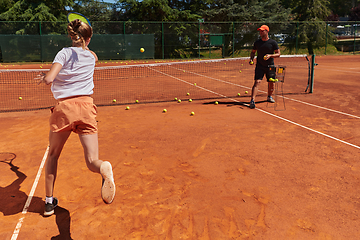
[37,63,62,85]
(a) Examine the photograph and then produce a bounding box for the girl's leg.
[78,133,115,204]
[45,130,71,198]
[78,133,103,173]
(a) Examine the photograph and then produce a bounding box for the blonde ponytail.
[67,19,93,50]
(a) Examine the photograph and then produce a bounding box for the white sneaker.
[100,161,115,204]
[267,96,275,103]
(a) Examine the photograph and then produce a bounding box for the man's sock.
[45,196,53,204]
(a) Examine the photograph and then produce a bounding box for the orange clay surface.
[0,55,360,240]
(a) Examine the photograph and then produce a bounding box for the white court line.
[316,66,360,73]
[150,67,360,150]
[169,65,360,120]
[11,146,49,240]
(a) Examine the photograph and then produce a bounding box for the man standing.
[249,25,280,109]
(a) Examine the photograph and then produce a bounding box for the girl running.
[38,19,115,216]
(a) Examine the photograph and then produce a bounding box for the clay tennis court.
[0,55,359,239]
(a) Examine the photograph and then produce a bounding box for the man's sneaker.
[267,96,275,103]
[100,161,116,204]
[44,197,58,216]
[249,99,255,109]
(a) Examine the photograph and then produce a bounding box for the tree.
[0,0,73,22]
[200,0,291,56]
[281,0,332,54]
[350,3,360,20]
[328,0,360,18]
[72,0,112,21]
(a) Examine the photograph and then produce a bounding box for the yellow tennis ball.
[126,106,130,110]
[190,111,195,115]
[112,99,116,102]
[187,93,190,96]
[178,99,181,103]
[18,97,22,100]
[245,91,248,94]
[174,97,177,101]
[237,93,241,96]
[140,48,145,53]
[189,99,192,102]
[250,61,254,65]
[163,109,167,113]
[215,101,218,105]
[135,100,139,103]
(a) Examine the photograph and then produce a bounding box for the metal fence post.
[198,21,201,58]
[232,22,235,58]
[354,22,357,54]
[325,23,328,55]
[296,22,299,54]
[39,21,43,62]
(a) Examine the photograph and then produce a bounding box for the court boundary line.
[11,146,49,240]
[151,67,360,150]
[172,65,360,120]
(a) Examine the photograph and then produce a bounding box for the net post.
[310,54,316,93]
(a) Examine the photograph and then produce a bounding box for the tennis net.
[0,55,309,112]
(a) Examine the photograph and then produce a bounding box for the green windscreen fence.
[0,34,154,62]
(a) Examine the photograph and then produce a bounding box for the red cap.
[257,25,269,32]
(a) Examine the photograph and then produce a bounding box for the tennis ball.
[269,78,275,82]
[275,79,279,82]
[245,91,248,94]
[194,83,196,86]
[163,109,167,113]
[140,48,145,53]
[239,70,242,73]
[112,99,116,102]
[189,99,192,102]
[178,99,181,103]
[190,111,195,115]
[238,93,241,96]
[263,56,267,60]
[250,61,254,65]
[135,100,139,103]
[126,106,130,110]
[187,93,190,96]
[215,101,218,105]
[18,97,22,100]
[174,97,177,101]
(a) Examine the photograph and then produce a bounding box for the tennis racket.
[67,12,91,27]
[0,152,16,167]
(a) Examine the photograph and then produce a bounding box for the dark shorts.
[254,65,276,82]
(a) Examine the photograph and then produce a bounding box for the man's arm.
[264,48,280,60]
[249,49,256,64]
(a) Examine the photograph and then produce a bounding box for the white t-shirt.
[51,47,96,99]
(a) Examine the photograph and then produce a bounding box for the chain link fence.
[0,21,358,62]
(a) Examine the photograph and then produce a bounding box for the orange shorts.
[49,96,98,134]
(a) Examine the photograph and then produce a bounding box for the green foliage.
[72,0,112,21]
[0,0,73,22]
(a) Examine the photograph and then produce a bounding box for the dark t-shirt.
[253,38,279,67]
